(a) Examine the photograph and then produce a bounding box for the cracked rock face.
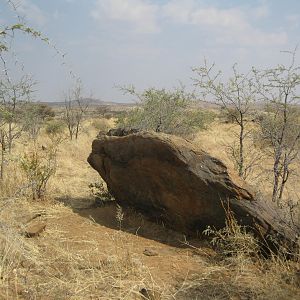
[88,130,298,248]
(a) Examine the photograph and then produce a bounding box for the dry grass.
[193,120,300,225]
[177,207,300,300]
[0,199,173,299]
[0,118,173,299]
[175,256,300,300]
[1,201,299,300]
[0,116,299,299]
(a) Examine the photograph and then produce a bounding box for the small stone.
[24,221,46,238]
[139,288,157,300]
[143,248,158,257]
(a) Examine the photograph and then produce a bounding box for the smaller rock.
[139,288,159,300]
[143,248,158,257]
[24,221,46,238]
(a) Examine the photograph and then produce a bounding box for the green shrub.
[117,87,214,137]
[20,145,57,200]
[91,118,111,132]
[45,119,65,136]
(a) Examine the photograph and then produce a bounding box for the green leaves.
[117,86,213,137]
[20,145,57,200]
[0,22,49,55]
[118,86,214,136]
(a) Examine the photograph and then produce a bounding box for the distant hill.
[40,98,135,107]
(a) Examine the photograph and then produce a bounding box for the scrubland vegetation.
[0,99,299,299]
[1,1,300,299]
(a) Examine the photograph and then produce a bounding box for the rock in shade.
[88,130,299,251]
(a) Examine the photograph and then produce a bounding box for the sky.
[1,0,300,102]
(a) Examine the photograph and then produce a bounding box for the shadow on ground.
[56,195,206,249]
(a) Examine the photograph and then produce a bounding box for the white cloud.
[17,0,47,26]
[91,0,160,34]
[162,0,286,46]
[286,14,300,29]
[252,1,269,19]
[219,28,287,46]
[90,0,287,46]
[163,0,248,29]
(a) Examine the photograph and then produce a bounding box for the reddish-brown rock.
[88,130,298,249]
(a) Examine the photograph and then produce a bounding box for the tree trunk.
[8,122,12,153]
[278,156,289,204]
[0,130,5,180]
[272,151,281,203]
[75,122,80,140]
[68,124,73,140]
[238,118,244,177]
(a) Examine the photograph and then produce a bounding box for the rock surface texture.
[88,130,299,249]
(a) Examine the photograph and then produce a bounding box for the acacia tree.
[254,50,300,205]
[118,86,214,136]
[0,0,70,197]
[63,80,88,140]
[22,102,55,140]
[0,73,35,150]
[0,2,49,180]
[0,127,7,179]
[0,65,35,179]
[193,62,258,179]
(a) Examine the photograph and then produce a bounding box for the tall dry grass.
[1,196,299,299]
[0,117,172,299]
[193,120,300,226]
[0,198,174,299]
[0,115,299,299]
[179,208,300,300]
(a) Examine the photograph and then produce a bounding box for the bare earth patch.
[0,121,299,299]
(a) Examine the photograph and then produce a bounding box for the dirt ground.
[1,119,299,299]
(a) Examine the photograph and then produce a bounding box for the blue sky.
[1,0,300,102]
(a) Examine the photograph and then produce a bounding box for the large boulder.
[88,130,298,248]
